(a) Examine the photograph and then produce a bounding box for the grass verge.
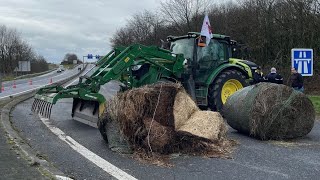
[2,75,15,81]
[63,64,76,69]
[309,95,320,117]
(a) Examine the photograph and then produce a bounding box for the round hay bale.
[143,83,180,127]
[176,111,227,141]
[173,90,199,129]
[223,83,315,140]
[105,82,182,150]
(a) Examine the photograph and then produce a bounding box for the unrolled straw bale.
[173,90,199,129]
[177,111,227,141]
[223,83,315,140]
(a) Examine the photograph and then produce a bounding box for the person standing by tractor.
[266,67,283,84]
[251,66,265,84]
[290,67,304,92]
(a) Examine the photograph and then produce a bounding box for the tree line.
[111,0,320,90]
[0,25,49,75]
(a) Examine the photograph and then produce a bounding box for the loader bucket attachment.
[71,98,104,128]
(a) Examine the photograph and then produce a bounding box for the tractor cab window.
[197,39,227,70]
[197,39,226,61]
[170,38,194,60]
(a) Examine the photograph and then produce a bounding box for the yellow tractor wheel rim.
[221,79,243,104]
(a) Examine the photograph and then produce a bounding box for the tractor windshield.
[197,39,227,62]
[170,38,194,60]
[196,39,229,70]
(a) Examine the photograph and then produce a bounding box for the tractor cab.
[167,32,232,82]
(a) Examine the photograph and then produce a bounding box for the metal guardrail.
[14,68,58,80]
[0,64,87,101]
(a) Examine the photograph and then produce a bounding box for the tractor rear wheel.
[208,70,248,111]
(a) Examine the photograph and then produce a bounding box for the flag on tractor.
[198,14,212,47]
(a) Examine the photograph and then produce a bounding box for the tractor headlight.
[183,59,188,66]
[183,59,188,68]
[132,65,142,71]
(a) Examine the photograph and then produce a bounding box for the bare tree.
[111,10,166,47]
[160,0,211,33]
[0,24,49,74]
[63,53,78,64]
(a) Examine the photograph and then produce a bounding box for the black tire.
[97,118,108,143]
[208,69,248,111]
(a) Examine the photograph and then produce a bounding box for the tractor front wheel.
[209,70,248,111]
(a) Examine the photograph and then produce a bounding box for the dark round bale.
[142,118,176,154]
[223,83,315,140]
[108,82,182,149]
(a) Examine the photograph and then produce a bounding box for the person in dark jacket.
[266,67,283,84]
[290,67,304,92]
[251,66,265,84]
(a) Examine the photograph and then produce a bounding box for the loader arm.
[32,44,186,119]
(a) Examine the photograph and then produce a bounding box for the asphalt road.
[0,65,83,99]
[10,80,320,180]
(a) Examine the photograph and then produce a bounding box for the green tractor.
[32,32,258,127]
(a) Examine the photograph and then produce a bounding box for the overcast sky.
[0,0,159,63]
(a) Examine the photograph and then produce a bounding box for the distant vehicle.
[59,65,65,71]
[57,68,62,73]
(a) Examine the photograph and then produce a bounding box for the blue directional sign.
[87,54,93,59]
[95,55,100,59]
[291,49,313,76]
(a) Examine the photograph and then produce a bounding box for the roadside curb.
[1,92,65,178]
[0,64,87,179]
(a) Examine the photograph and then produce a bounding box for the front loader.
[32,44,186,127]
[32,32,258,127]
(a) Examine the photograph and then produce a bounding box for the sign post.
[83,54,100,68]
[291,49,313,76]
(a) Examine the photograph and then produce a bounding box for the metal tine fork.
[31,99,37,112]
[40,102,46,117]
[31,98,54,119]
[45,103,50,118]
[39,100,44,115]
[32,99,39,112]
[48,104,53,119]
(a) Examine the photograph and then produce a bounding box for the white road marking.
[39,117,137,180]
[0,86,43,100]
[55,175,73,180]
